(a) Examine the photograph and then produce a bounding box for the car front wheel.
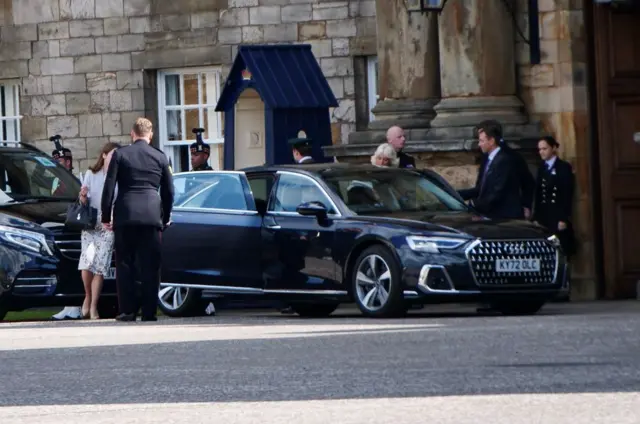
[158,285,204,317]
[351,245,404,318]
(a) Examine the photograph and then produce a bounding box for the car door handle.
[266,224,281,230]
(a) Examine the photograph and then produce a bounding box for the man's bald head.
[386,126,405,152]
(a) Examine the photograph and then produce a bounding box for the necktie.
[480,159,491,190]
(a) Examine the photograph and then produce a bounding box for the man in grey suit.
[101,118,174,322]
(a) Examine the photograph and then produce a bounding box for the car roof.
[241,163,417,177]
[0,142,44,154]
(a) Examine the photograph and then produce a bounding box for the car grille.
[53,231,81,260]
[466,239,558,286]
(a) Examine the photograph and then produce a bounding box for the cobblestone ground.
[1,302,639,424]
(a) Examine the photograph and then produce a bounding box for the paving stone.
[47,115,79,138]
[60,0,96,19]
[38,22,70,40]
[32,94,67,116]
[40,57,74,75]
[69,20,104,37]
[66,93,92,114]
[51,74,87,93]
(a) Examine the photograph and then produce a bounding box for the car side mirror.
[296,201,328,219]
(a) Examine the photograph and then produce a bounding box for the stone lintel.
[367,98,439,131]
[431,95,528,128]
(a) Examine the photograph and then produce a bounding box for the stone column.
[430,0,527,127]
[369,0,440,131]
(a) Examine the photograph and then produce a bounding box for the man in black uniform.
[289,136,315,164]
[386,126,416,169]
[190,128,213,171]
[101,117,174,322]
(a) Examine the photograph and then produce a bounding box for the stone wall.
[0,0,376,170]
[514,0,596,299]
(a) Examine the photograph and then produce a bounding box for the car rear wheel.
[351,245,404,318]
[491,300,546,316]
[289,302,339,318]
[158,285,204,317]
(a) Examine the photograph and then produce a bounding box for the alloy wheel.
[355,254,392,312]
[158,285,190,311]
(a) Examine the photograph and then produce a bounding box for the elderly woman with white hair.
[370,143,400,167]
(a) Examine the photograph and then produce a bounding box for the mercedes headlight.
[547,234,561,248]
[0,225,53,256]
[406,236,467,253]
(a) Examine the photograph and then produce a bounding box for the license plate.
[495,258,540,273]
[106,267,116,280]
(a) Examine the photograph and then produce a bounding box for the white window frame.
[0,80,22,146]
[366,56,378,122]
[157,67,224,172]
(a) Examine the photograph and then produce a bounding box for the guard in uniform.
[51,135,74,172]
[532,136,576,257]
[190,127,213,171]
[288,137,315,164]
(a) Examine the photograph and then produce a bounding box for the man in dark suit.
[101,117,174,322]
[476,120,536,219]
[459,120,524,219]
[289,137,315,164]
[386,126,416,169]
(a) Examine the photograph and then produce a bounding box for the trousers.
[114,225,162,317]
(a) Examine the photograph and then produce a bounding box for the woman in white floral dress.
[78,142,120,319]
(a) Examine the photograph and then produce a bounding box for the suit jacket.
[500,143,535,208]
[459,149,524,219]
[101,139,174,229]
[398,151,416,169]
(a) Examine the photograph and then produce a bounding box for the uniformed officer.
[288,136,315,164]
[532,136,576,257]
[190,128,213,171]
[51,135,74,172]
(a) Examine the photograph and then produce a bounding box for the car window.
[173,173,248,211]
[270,173,336,214]
[322,169,468,215]
[247,174,275,214]
[0,150,80,202]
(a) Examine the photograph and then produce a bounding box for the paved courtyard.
[1,302,639,423]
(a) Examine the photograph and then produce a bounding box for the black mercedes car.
[158,164,569,318]
[0,143,117,320]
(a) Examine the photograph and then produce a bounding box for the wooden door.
[593,2,640,298]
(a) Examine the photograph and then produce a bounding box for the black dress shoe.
[115,313,136,322]
[141,316,157,322]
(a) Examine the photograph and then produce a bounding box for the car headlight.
[547,234,561,248]
[406,236,467,253]
[0,225,53,256]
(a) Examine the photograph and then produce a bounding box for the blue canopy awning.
[215,44,339,111]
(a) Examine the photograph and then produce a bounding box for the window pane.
[203,72,217,105]
[184,74,199,105]
[270,174,335,214]
[185,109,200,140]
[166,110,182,141]
[165,75,181,106]
[205,107,220,139]
[174,174,247,211]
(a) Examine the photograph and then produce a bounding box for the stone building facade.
[0,0,376,172]
[0,0,638,301]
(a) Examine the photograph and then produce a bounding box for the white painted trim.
[157,67,224,172]
[366,56,378,122]
[0,81,21,143]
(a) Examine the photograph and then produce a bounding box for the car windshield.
[322,168,468,215]
[0,150,80,204]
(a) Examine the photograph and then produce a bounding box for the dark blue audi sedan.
[158,164,569,319]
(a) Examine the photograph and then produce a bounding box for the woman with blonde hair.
[77,141,121,319]
[371,143,400,167]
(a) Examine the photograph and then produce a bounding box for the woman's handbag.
[64,200,98,231]
[64,172,97,231]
